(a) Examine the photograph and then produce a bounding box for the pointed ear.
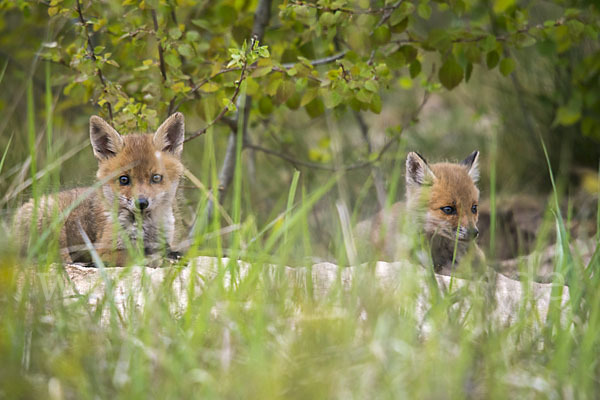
[406,152,436,186]
[460,150,480,182]
[153,112,184,157]
[89,116,124,160]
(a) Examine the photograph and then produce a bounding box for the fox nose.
[469,227,479,239]
[136,196,149,210]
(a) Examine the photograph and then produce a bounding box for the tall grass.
[1,65,599,399]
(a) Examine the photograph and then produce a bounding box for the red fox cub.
[357,151,484,275]
[14,112,185,266]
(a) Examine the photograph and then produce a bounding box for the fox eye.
[151,174,163,184]
[471,204,478,214]
[119,175,130,186]
[441,206,456,215]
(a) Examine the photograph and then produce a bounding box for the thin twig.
[244,138,398,172]
[213,0,272,209]
[282,50,347,68]
[183,39,255,143]
[243,65,434,173]
[151,9,168,82]
[75,0,113,122]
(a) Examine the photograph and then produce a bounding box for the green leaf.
[305,98,325,118]
[515,33,536,48]
[319,12,336,26]
[171,81,190,93]
[493,0,515,14]
[169,27,182,40]
[164,52,181,68]
[199,82,219,93]
[499,57,515,76]
[186,31,200,42]
[301,88,318,107]
[481,35,497,52]
[439,57,463,90]
[286,92,301,110]
[553,98,582,127]
[364,80,379,93]
[486,51,499,69]
[465,62,473,82]
[409,60,421,78]
[465,44,481,64]
[323,89,342,109]
[553,106,581,126]
[355,88,373,103]
[258,96,274,115]
[417,2,432,20]
[373,26,391,45]
[276,80,295,104]
[370,93,382,114]
[177,44,194,58]
[391,17,408,34]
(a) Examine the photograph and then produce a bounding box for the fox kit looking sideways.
[14,112,185,266]
[358,151,483,275]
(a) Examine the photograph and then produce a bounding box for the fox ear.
[406,152,436,186]
[90,116,124,160]
[460,150,480,182]
[154,112,184,157]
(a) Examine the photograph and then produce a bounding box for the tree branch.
[195,0,273,228]
[243,66,434,173]
[75,0,113,122]
[214,0,272,205]
[182,54,250,143]
[151,9,168,82]
[281,50,347,69]
[244,138,398,172]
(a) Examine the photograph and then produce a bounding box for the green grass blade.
[0,134,12,175]
[0,59,8,86]
[284,169,300,245]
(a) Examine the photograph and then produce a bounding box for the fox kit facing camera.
[14,112,185,266]
[357,151,484,275]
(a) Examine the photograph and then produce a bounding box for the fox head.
[405,151,480,242]
[89,113,184,221]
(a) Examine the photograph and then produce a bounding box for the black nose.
[137,197,149,210]
[471,227,479,238]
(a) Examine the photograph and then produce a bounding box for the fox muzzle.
[136,196,149,210]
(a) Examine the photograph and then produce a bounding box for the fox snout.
[136,196,149,211]
[464,226,479,240]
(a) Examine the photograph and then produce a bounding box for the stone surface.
[58,257,570,328]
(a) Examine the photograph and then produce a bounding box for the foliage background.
[0,1,599,398]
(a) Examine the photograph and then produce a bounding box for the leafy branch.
[243,63,435,172]
[75,0,113,122]
[182,38,257,144]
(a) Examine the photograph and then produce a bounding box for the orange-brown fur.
[14,113,185,266]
